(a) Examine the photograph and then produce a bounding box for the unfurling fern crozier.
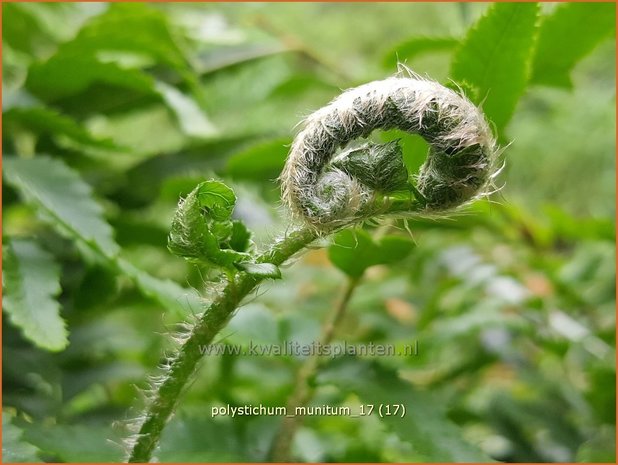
[281,76,498,228]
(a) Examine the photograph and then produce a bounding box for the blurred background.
[2,2,616,463]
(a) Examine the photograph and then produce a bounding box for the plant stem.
[127,226,319,462]
[269,275,361,462]
[126,199,419,462]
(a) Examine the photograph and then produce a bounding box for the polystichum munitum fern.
[125,72,499,462]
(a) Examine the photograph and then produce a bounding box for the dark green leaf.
[531,3,616,88]
[451,3,540,132]
[319,358,494,462]
[168,184,224,262]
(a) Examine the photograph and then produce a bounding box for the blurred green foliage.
[2,2,615,463]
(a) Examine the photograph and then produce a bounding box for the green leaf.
[168,181,252,270]
[26,54,157,102]
[197,43,287,75]
[3,106,120,150]
[4,156,198,319]
[78,3,189,68]
[168,184,222,262]
[20,422,123,463]
[328,229,415,278]
[332,140,409,192]
[229,220,253,253]
[25,2,193,103]
[382,36,459,69]
[237,262,281,279]
[376,235,416,264]
[319,358,494,462]
[226,303,280,346]
[531,3,616,88]
[154,81,218,139]
[451,2,540,133]
[576,425,615,462]
[3,155,119,257]
[195,180,237,222]
[225,137,291,181]
[2,3,57,57]
[2,412,42,463]
[116,259,203,319]
[2,238,67,351]
[158,411,245,462]
[328,229,377,278]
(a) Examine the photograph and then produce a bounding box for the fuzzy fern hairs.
[282,75,497,228]
[127,72,500,463]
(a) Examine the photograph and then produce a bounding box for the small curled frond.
[281,73,498,229]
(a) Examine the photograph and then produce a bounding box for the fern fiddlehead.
[126,74,498,462]
[282,75,497,228]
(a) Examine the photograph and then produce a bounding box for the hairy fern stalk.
[126,73,498,462]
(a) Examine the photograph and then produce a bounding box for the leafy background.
[2,2,616,463]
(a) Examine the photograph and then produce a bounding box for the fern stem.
[269,275,361,462]
[127,196,424,462]
[127,226,319,462]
